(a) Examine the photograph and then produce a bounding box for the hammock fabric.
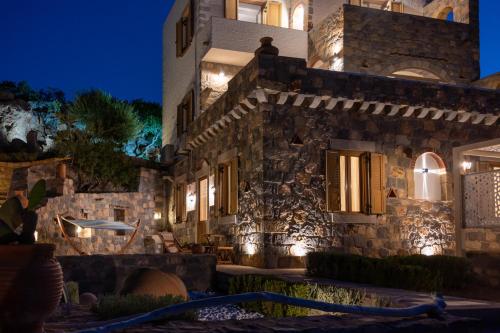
[55,215,141,256]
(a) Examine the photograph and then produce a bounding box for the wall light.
[154,212,162,220]
[245,243,257,256]
[421,246,435,256]
[462,161,472,172]
[34,231,38,242]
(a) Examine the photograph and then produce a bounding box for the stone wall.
[200,62,243,111]
[36,168,163,256]
[57,253,217,295]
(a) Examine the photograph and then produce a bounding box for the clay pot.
[120,268,188,300]
[0,244,64,333]
[57,163,67,179]
[255,37,279,56]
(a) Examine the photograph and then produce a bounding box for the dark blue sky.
[0,1,498,104]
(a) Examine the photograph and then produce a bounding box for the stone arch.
[437,6,454,21]
[291,3,306,30]
[424,0,469,23]
[382,59,453,84]
[411,152,448,202]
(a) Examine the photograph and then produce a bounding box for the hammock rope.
[55,215,141,256]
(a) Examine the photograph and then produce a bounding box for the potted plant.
[0,180,64,333]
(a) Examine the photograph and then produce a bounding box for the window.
[326,151,385,214]
[175,183,187,223]
[217,158,238,216]
[292,4,305,30]
[176,1,194,57]
[199,177,208,222]
[177,89,195,138]
[114,208,126,236]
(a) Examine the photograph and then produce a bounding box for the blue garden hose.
[74,292,446,333]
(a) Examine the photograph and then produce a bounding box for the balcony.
[201,16,308,67]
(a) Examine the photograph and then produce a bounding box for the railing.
[463,170,500,227]
[73,292,446,333]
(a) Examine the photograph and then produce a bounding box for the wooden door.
[225,0,238,20]
[265,1,281,27]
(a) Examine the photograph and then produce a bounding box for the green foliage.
[27,179,46,210]
[0,180,46,245]
[69,90,139,144]
[130,99,162,121]
[306,252,472,292]
[65,281,80,304]
[228,275,371,318]
[92,294,189,320]
[55,90,140,192]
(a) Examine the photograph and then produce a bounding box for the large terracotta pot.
[0,244,64,333]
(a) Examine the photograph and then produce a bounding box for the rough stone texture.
[169,55,500,268]
[310,3,479,83]
[35,168,163,256]
[57,253,216,295]
[201,62,243,111]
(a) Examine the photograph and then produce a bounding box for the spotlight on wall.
[290,243,308,257]
[214,71,226,85]
[420,168,429,174]
[245,243,256,256]
[154,212,162,220]
[34,231,38,242]
[462,161,472,172]
[421,246,435,256]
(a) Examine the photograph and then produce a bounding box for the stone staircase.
[0,166,13,205]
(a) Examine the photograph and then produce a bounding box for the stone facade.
[57,253,216,295]
[168,54,500,268]
[309,3,479,83]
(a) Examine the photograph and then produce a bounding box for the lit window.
[326,151,385,214]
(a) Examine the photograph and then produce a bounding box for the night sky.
[0,0,498,105]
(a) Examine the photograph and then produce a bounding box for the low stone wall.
[57,254,217,295]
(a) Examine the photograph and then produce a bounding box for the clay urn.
[255,37,279,56]
[0,244,64,333]
[57,163,67,179]
[120,268,188,300]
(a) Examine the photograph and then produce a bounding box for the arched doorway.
[292,4,305,30]
[414,153,446,201]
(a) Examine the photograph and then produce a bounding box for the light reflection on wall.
[414,153,445,201]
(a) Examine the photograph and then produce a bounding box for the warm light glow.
[186,183,197,212]
[76,226,92,238]
[154,212,162,220]
[214,71,226,85]
[350,156,360,212]
[76,226,82,234]
[245,243,256,255]
[209,174,215,207]
[292,4,304,30]
[340,155,346,211]
[34,231,38,242]
[199,177,208,222]
[421,246,435,256]
[414,153,445,201]
[290,243,308,257]
[462,161,472,171]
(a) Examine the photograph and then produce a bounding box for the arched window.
[292,4,305,30]
[437,7,454,22]
[414,153,446,201]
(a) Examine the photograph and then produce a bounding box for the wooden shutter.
[225,0,238,20]
[186,90,194,126]
[265,1,281,27]
[326,151,341,212]
[176,104,184,137]
[369,153,386,215]
[229,158,238,215]
[217,164,227,216]
[391,1,403,13]
[360,153,370,215]
[187,0,194,43]
[176,20,183,57]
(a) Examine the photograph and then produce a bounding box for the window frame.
[175,182,187,223]
[176,1,194,58]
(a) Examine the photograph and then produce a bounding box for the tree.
[56,90,141,192]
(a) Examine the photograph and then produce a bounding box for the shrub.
[92,294,190,320]
[228,275,373,318]
[307,252,472,292]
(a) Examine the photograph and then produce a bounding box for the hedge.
[227,274,388,317]
[306,252,473,292]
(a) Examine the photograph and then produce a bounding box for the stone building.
[0,158,167,256]
[162,0,500,267]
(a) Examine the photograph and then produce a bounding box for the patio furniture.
[206,234,234,264]
[56,215,141,255]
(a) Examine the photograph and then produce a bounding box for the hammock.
[55,215,141,256]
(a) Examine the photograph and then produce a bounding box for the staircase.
[0,167,13,205]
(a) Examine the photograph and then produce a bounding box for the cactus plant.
[0,180,46,244]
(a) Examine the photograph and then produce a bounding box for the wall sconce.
[154,212,162,220]
[76,226,91,238]
[462,161,472,172]
[34,231,38,242]
[420,168,429,174]
[244,243,257,256]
